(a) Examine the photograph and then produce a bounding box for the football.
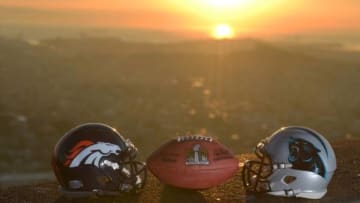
[146,135,239,189]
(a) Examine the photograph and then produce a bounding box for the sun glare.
[212,24,234,39]
[208,0,251,8]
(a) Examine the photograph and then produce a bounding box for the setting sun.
[212,24,234,39]
[208,0,251,8]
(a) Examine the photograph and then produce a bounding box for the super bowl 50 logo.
[186,144,209,165]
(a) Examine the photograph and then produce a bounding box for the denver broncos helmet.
[242,126,336,199]
[51,123,147,197]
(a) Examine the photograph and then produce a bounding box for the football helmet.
[51,123,147,197]
[242,126,336,199]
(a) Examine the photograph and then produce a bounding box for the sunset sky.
[0,0,360,39]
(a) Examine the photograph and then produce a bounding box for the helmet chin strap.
[284,189,296,197]
[267,189,296,198]
[267,189,327,199]
[59,187,123,198]
[272,163,292,170]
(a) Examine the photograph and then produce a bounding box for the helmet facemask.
[242,141,272,193]
[117,152,147,193]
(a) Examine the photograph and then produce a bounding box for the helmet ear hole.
[283,176,296,184]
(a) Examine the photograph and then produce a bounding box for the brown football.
[146,135,239,189]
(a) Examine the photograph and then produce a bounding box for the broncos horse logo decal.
[64,140,121,168]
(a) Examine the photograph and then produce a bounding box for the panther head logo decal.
[64,140,121,168]
[288,137,325,176]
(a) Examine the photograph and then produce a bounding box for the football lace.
[176,135,213,142]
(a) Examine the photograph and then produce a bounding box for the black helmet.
[51,123,147,197]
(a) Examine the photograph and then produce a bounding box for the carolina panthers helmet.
[51,123,147,197]
[242,126,336,199]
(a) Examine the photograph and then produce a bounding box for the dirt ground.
[1,139,359,203]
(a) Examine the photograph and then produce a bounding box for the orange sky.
[0,0,360,38]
